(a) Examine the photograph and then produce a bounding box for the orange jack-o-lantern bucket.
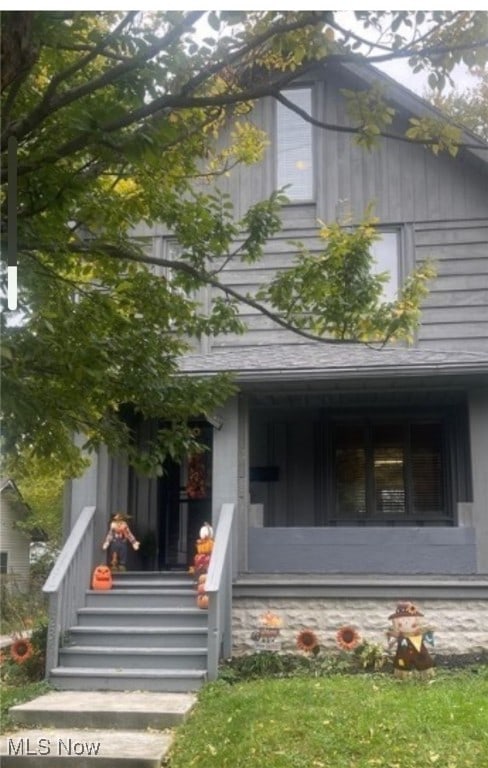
[91,564,113,590]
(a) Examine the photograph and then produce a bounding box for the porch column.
[469,388,488,574]
[211,395,248,573]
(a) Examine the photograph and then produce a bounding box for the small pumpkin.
[196,538,214,555]
[91,564,113,590]
[197,581,207,595]
[199,523,214,540]
[197,574,207,585]
[197,593,209,609]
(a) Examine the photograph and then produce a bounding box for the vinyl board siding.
[0,499,30,587]
[415,220,488,349]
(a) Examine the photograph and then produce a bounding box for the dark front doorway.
[157,424,213,570]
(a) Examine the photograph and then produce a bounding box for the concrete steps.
[1,690,196,766]
[47,571,208,692]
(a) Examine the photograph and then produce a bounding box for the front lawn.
[168,670,488,768]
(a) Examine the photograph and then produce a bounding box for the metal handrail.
[205,503,236,681]
[43,505,96,677]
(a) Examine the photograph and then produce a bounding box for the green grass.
[168,670,488,768]
[1,681,51,733]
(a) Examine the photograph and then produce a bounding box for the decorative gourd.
[196,538,214,555]
[194,553,210,573]
[198,574,207,585]
[91,565,113,590]
[199,523,214,540]
[197,581,207,595]
[197,593,209,609]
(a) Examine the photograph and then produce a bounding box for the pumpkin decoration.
[193,553,211,573]
[199,523,214,540]
[198,574,207,585]
[197,581,207,595]
[196,538,214,555]
[197,593,209,609]
[91,564,113,590]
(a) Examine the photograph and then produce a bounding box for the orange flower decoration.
[296,629,320,654]
[10,637,34,665]
[336,625,361,652]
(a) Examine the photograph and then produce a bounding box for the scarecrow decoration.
[387,601,435,678]
[102,512,140,571]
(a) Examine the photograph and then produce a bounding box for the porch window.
[276,87,314,201]
[332,421,448,524]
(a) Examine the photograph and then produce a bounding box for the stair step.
[49,667,206,692]
[112,578,193,590]
[1,728,172,767]
[59,646,207,670]
[85,589,197,608]
[8,690,196,730]
[67,626,207,648]
[77,607,207,628]
[113,570,193,581]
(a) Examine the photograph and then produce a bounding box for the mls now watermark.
[8,737,102,757]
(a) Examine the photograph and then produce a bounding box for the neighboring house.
[46,61,488,690]
[0,478,30,591]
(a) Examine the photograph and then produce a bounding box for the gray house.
[45,62,488,691]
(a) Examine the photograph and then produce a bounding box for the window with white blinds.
[370,231,399,302]
[332,421,449,524]
[276,87,314,201]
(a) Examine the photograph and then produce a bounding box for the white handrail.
[206,503,236,680]
[43,505,96,677]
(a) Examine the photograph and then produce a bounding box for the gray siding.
[248,526,477,574]
[416,220,488,351]
[205,73,488,352]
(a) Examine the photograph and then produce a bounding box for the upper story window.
[276,87,314,202]
[370,231,399,302]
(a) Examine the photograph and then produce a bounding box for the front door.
[157,424,213,570]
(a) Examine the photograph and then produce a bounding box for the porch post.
[468,388,488,573]
[211,395,247,574]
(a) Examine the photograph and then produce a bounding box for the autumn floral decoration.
[186,453,207,499]
[296,628,320,655]
[336,625,361,652]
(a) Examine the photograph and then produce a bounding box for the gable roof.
[335,60,488,167]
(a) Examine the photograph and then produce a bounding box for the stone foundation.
[232,598,488,656]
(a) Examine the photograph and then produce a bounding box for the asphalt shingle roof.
[179,342,488,382]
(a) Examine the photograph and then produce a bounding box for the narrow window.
[370,231,399,302]
[0,552,8,574]
[276,88,313,201]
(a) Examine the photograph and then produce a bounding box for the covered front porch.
[65,361,488,579]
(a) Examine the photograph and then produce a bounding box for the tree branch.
[3,11,204,144]
[275,91,488,151]
[72,240,380,347]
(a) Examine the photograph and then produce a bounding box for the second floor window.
[370,231,400,302]
[276,87,313,202]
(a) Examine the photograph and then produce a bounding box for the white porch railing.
[43,505,96,677]
[205,503,236,681]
